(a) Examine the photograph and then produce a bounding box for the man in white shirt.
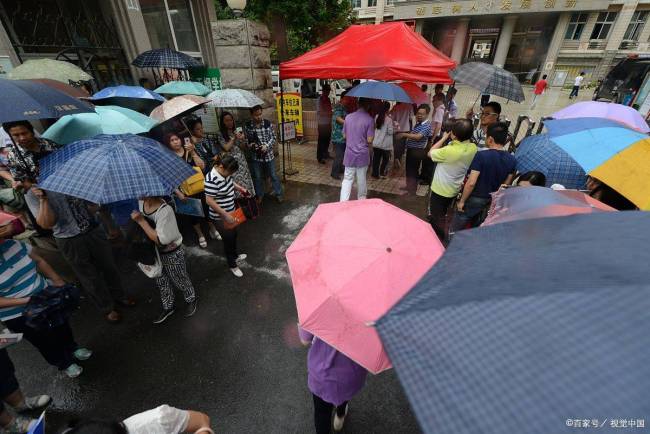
[569,71,585,99]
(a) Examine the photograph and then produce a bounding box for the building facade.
[353,0,650,86]
[0,0,218,87]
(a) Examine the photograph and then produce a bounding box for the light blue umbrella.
[154,81,211,96]
[39,134,195,204]
[346,81,413,103]
[42,106,159,144]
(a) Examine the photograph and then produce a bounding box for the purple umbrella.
[551,101,650,133]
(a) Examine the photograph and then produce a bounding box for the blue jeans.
[251,159,283,199]
[452,196,491,232]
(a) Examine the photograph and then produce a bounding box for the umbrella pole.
[280,79,286,181]
[472,93,481,110]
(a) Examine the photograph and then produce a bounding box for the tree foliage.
[214,0,354,61]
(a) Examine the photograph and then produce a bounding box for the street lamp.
[226,0,247,17]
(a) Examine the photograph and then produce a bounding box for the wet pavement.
[8,181,426,433]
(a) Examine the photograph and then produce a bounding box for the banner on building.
[190,67,222,91]
[276,92,303,136]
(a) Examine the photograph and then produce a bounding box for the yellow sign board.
[276,92,303,136]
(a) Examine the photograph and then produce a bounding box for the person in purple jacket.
[339,98,375,202]
[299,327,368,433]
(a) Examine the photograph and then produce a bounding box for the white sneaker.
[209,228,222,240]
[230,267,243,278]
[64,363,83,378]
[333,404,348,431]
[74,348,93,361]
[236,253,247,263]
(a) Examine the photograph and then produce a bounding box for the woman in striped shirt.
[0,223,90,378]
[204,155,250,278]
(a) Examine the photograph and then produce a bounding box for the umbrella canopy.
[545,118,650,209]
[39,134,195,204]
[396,82,430,105]
[347,81,413,104]
[377,211,650,434]
[154,81,211,96]
[88,85,164,114]
[482,185,615,226]
[286,199,444,374]
[29,79,89,99]
[206,89,265,108]
[42,106,159,144]
[551,101,650,133]
[515,134,587,190]
[132,48,202,69]
[149,95,210,123]
[0,79,94,123]
[7,59,92,83]
[450,62,525,102]
[280,22,455,83]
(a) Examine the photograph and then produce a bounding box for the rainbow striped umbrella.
[545,118,650,210]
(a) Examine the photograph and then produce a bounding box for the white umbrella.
[206,89,264,108]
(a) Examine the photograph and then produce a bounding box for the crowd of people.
[0,74,641,433]
[314,81,639,245]
[0,97,292,432]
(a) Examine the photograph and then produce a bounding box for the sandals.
[106,310,122,324]
[198,236,208,248]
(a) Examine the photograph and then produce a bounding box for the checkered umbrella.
[515,134,587,190]
[450,62,525,102]
[132,48,202,69]
[376,211,650,434]
[38,134,195,204]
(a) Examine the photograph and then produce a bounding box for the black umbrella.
[377,212,650,434]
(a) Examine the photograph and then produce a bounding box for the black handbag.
[236,196,260,220]
[125,219,157,266]
[23,284,80,330]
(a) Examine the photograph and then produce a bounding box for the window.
[590,12,617,40]
[386,0,394,4]
[140,0,200,54]
[565,12,589,40]
[623,10,648,41]
[350,0,361,7]
[367,0,377,6]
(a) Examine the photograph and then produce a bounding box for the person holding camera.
[217,112,256,198]
[244,105,283,203]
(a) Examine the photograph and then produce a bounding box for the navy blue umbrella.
[0,79,94,123]
[516,134,587,190]
[39,134,195,204]
[377,212,650,434]
[132,48,202,69]
[347,81,413,104]
[87,85,165,114]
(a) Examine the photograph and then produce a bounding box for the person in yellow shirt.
[427,119,477,242]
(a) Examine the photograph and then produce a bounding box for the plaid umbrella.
[38,134,195,204]
[132,48,202,69]
[206,89,265,108]
[450,62,525,102]
[515,134,587,190]
[377,211,650,434]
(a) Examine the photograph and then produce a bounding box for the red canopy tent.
[280,22,456,83]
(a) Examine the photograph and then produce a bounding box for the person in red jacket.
[531,74,548,109]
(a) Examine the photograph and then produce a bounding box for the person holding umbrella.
[299,327,367,434]
[466,102,501,149]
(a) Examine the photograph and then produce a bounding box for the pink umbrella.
[482,186,615,227]
[286,199,444,373]
[396,82,430,105]
[551,101,650,133]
